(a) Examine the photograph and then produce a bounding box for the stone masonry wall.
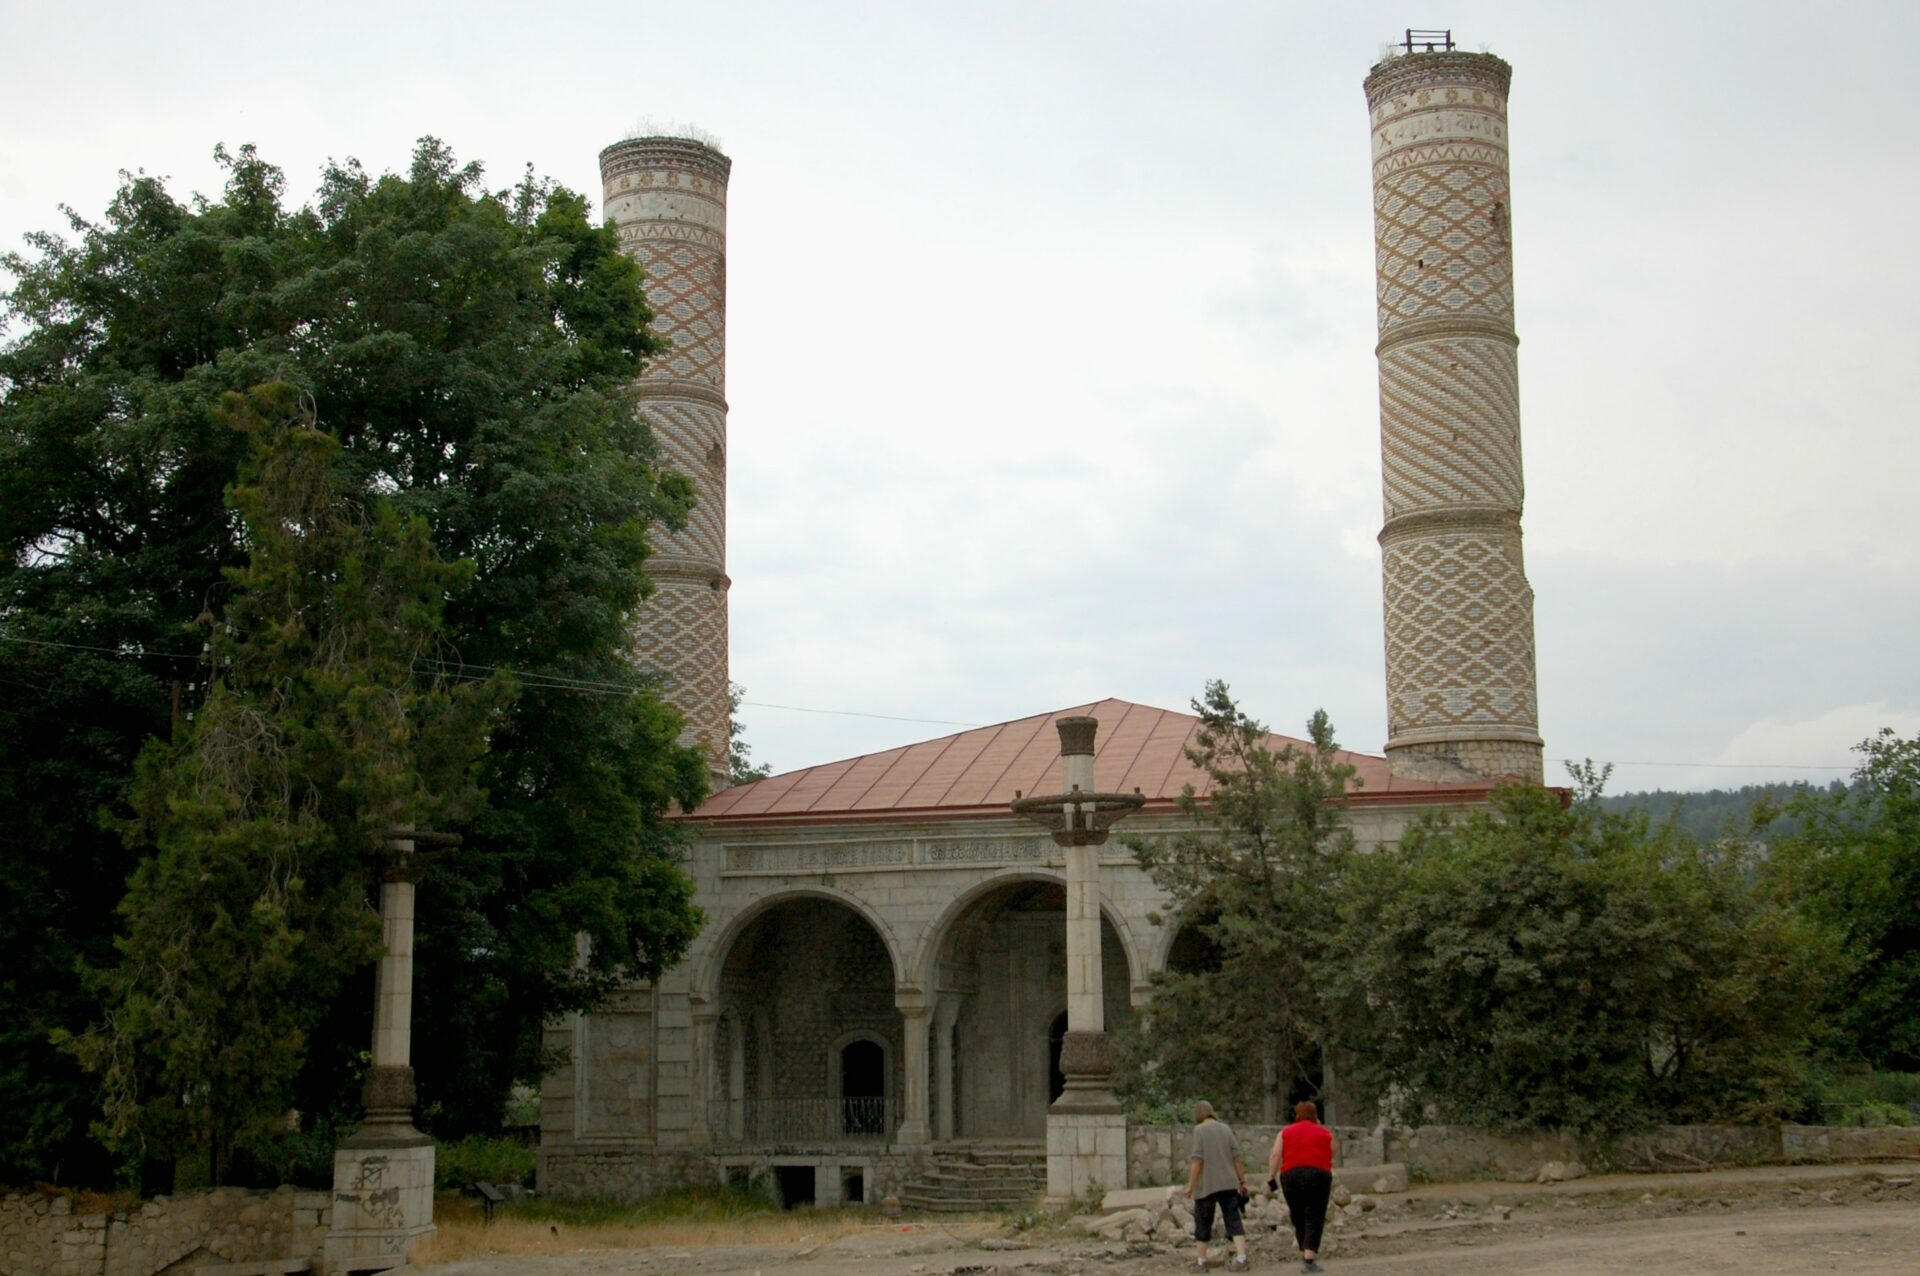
[1127,1122,1912,1189]
[0,1185,329,1276]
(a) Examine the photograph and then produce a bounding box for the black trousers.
[1280,1166,1333,1252]
[1194,1188,1245,1242]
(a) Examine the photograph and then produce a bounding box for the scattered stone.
[1353,1194,1377,1213]
[1331,1185,1352,1208]
[1562,1160,1588,1181]
[1082,1207,1149,1236]
[1494,1205,1513,1221]
[980,1238,1030,1251]
[1639,1193,1656,1206]
[1537,1160,1567,1183]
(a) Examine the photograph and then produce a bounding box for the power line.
[1551,757,1853,772]
[737,700,987,729]
[0,634,1877,770]
[0,634,198,662]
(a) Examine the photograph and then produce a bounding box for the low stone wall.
[1783,1124,1920,1164]
[0,1184,330,1276]
[1126,1124,1378,1188]
[1385,1125,1589,1183]
[1127,1120,1914,1189]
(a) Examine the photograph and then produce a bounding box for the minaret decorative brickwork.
[600,136,732,788]
[1364,50,1544,783]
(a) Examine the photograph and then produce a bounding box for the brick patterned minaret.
[1364,50,1544,783]
[600,136,732,788]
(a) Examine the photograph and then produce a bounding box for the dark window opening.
[774,1164,815,1209]
[841,1039,886,1135]
[842,1168,865,1204]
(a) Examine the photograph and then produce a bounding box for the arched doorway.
[715,896,901,1143]
[840,1038,887,1135]
[931,879,1133,1140]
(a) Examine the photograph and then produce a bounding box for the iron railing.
[707,1097,897,1143]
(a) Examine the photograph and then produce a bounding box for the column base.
[1045,1107,1127,1204]
[325,1126,435,1273]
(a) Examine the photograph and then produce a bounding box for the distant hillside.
[1599,780,1847,844]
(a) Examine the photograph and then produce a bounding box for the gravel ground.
[416,1163,1919,1276]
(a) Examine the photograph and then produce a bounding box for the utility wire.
[0,633,1874,770]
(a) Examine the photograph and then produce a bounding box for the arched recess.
[699,885,905,1005]
[921,874,1135,1141]
[1151,896,1223,977]
[710,893,904,1142]
[911,867,1143,993]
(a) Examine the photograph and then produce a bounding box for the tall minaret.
[600,135,733,788]
[1364,40,1544,783]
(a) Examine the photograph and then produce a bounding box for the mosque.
[537,42,1542,1207]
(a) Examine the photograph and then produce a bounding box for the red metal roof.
[692,698,1493,826]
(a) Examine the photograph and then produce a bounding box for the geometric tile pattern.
[602,137,734,785]
[1365,53,1542,781]
[1379,337,1522,517]
[1381,529,1537,730]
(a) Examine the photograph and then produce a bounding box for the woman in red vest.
[1266,1099,1337,1273]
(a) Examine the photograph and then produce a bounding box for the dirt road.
[420,1165,1920,1276]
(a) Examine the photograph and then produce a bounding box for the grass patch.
[413,1185,882,1266]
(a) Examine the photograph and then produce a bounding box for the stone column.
[1013,716,1136,1203]
[688,1006,718,1146]
[932,998,959,1143]
[600,135,734,790]
[1364,48,1544,782]
[894,994,931,1147]
[326,832,436,1272]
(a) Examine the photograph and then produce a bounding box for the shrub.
[435,1136,536,1192]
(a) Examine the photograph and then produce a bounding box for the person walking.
[1185,1100,1250,1270]
[1267,1099,1338,1273]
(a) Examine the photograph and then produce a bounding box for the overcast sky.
[4,0,1916,793]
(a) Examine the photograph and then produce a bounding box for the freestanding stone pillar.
[325,830,438,1272]
[1365,38,1544,783]
[599,135,734,790]
[1013,716,1142,1202]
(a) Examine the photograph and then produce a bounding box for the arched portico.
[921,875,1134,1142]
[708,893,905,1144]
[698,885,906,1005]
[912,867,1143,993]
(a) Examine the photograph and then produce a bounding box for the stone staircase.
[898,1145,1047,1214]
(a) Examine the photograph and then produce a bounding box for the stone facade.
[538,803,1444,1201]
[0,1186,329,1276]
[600,136,733,787]
[1365,51,1543,782]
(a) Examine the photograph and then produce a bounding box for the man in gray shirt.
[1184,1100,1249,1269]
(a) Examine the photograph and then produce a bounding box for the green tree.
[727,683,773,785]
[2,141,707,1179]
[66,385,503,1178]
[1330,771,1843,1133]
[1116,681,1357,1119]
[1769,730,1920,1070]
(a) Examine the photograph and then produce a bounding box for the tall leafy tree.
[1329,771,1844,1133]
[1117,681,1357,1120]
[67,385,503,1178]
[1769,729,1920,1070]
[2,140,707,1180]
